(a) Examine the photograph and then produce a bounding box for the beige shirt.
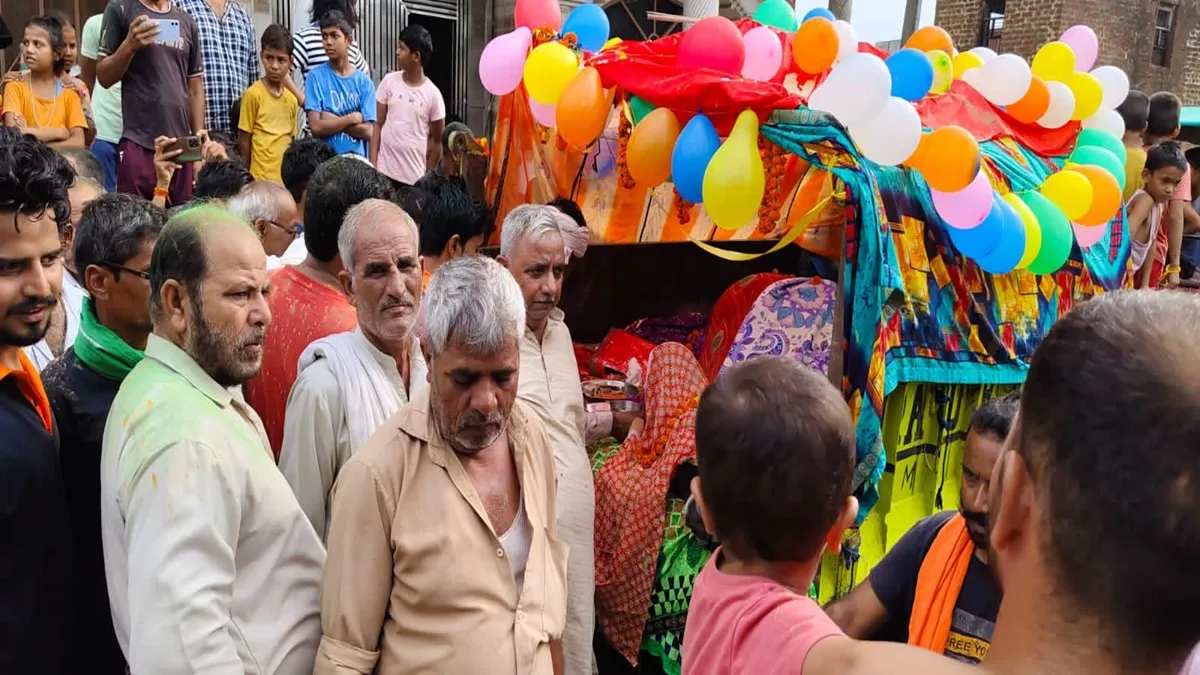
[518,308,595,675]
[314,386,569,675]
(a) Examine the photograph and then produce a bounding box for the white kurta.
[279,327,427,540]
[518,308,595,675]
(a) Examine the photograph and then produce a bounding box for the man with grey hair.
[316,255,568,675]
[280,198,427,540]
[225,180,303,269]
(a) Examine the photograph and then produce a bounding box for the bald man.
[100,205,325,673]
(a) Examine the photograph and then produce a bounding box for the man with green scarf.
[42,192,165,675]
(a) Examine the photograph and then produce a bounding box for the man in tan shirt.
[315,255,569,675]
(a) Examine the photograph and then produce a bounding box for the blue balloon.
[885,49,934,102]
[562,4,610,53]
[975,196,1027,274]
[802,7,836,23]
[947,192,1005,259]
[671,114,721,204]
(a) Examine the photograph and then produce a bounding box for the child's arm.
[348,77,377,143]
[1184,201,1200,235]
[48,126,86,149]
[805,635,977,675]
[1127,193,1154,244]
[238,130,252,169]
[346,121,374,141]
[427,117,445,173]
[237,94,255,169]
[370,100,386,166]
[305,110,362,137]
[1167,199,1185,287]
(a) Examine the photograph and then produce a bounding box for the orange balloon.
[627,108,681,187]
[793,17,839,75]
[1005,76,1050,124]
[556,67,613,150]
[1073,163,1122,226]
[905,25,954,54]
[913,126,980,192]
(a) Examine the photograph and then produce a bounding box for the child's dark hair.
[970,390,1020,441]
[418,176,490,257]
[695,356,854,563]
[1147,91,1183,138]
[399,24,433,66]
[229,98,241,134]
[547,197,586,229]
[26,15,68,75]
[319,10,354,39]
[261,23,293,56]
[1117,90,1149,133]
[47,10,74,31]
[1185,145,1200,171]
[1146,140,1188,174]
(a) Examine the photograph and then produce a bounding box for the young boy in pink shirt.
[682,357,975,675]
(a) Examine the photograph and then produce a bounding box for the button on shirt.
[176,0,258,133]
[315,386,569,675]
[100,334,325,674]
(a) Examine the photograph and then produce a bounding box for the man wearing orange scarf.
[825,392,1017,664]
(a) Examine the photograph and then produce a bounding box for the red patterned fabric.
[594,342,709,664]
[699,273,791,381]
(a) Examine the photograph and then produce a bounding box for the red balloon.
[677,16,745,75]
[514,0,562,30]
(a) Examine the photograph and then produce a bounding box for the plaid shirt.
[176,0,258,133]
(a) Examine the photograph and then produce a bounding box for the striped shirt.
[291,23,370,79]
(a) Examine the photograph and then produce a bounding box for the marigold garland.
[757,137,788,234]
[672,188,692,225]
[616,107,636,189]
[632,393,701,468]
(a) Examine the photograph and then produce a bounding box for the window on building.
[977,0,1005,51]
[1153,3,1175,67]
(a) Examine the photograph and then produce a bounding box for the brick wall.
[934,0,986,51]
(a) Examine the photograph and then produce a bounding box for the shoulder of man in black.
[867,510,958,620]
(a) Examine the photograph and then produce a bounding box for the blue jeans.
[91,139,119,192]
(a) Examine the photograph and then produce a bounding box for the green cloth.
[74,298,144,381]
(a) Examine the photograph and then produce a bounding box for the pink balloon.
[1060,25,1098,72]
[480,28,532,95]
[741,26,784,81]
[931,170,993,229]
[515,0,562,30]
[678,16,744,75]
[529,97,557,127]
[1073,221,1107,248]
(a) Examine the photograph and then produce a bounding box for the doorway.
[406,12,460,121]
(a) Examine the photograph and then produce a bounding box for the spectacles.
[102,262,150,280]
[265,219,301,237]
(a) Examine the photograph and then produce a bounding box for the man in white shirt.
[226,180,303,269]
[280,198,426,540]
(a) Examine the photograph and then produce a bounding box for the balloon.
[754,0,798,32]
[1069,145,1125,191]
[556,67,612,150]
[1091,65,1130,110]
[1040,169,1093,221]
[678,16,744,75]
[802,7,836,23]
[627,108,681,187]
[703,110,766,230]
[975,196,1027,274]
[931,169,994,230]
[742,26,785,81]
[886,49,934,101]
[1068,71,1103,121]
[523,42,578,104]
[479,28,533,96]
[1076,128,1128,164]
[808,53,891,129]
[971,53,1032,106]
[1060,25,1099,72]
[905,25,954,54]
[948,192,1005,259]
[1072,164,1122,227]
[833,20,858,63]
[629,95,654,124]
[927,49,953,95]
[1005,76,1050,124]
[1074,221,1107,248]
[672,114,721,203]
[851,96,922,166]
[1005,193,1042,270]
[1021,191,1074,273]
[792,17,839,75]
[529,97,556,126]
[1082,108,1125,138]
[911,126,981,193]
[601,37,622,51]
[515,0,562,30]
[562,4,610,53]
[1031,41,1076,82]
[1038,81,1076,128]
[952,51,984,79]
[968,46,998,62]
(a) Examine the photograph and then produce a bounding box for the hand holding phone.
[166,135,203,164]
[126,15,161,50]
[153,19,181,43]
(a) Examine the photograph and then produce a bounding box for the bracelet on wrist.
[153,186,170,199]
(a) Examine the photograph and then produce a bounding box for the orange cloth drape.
[908,513,973,654]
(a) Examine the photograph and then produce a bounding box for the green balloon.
[1020,191,1073,275]
[1076,128,1128,165]
[753,0,799,31]
[630,96,655,125]
[1069,145,1126,192]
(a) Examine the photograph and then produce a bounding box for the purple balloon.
[931,170,993,230]
[1060,25,1098,72]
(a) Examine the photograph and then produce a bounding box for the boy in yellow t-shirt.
[1118,90,1149,201]
[238,24,299,184]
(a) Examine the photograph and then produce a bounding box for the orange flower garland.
[632,393,701,467]
[616,106,636,189]
[673,187,692,225]
[756,136,787,235]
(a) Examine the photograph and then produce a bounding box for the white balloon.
[850,96,923,166]
[1091,65,1131,110]
[971,54,1032,106]
[1081,108,1125,137]
[968,46,997,62]
[809,53,891,129]
[834,20,858,63]
[1039,81,1076,128]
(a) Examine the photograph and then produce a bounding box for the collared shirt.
[0,350,52,430]
[175,0,257,133]
[315,386,568,675]
[100,334,325,674]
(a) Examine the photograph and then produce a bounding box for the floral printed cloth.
[721,277,837,376]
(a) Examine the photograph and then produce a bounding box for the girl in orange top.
[1,15,86,149]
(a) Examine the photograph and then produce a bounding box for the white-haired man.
[315,255,567,675]
[226,181,302,269]
[279,198,427,540]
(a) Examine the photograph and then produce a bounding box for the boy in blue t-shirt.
[304,10,374,157]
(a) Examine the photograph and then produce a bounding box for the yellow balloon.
[1068,71,1104,121]
[702,110,766,231]
[1004,193,1042,269]
[928,49,953,94]
[523,42,579,104]
[1040,170,1093,221]
[952,51,984,79]
[601,37,622,51]
[1031,41,1076,82]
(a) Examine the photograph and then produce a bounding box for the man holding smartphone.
[97,0,205,206]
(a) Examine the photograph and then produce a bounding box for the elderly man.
[43,194,164,675]
[316,255,567,675]
[100,205,324,673]
[227,180,302,269]
[280,199,426,540]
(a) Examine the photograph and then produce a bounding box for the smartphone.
[153,18,181,43]
[167,135,203,164]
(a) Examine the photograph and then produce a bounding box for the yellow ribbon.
[689,191,844,261]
